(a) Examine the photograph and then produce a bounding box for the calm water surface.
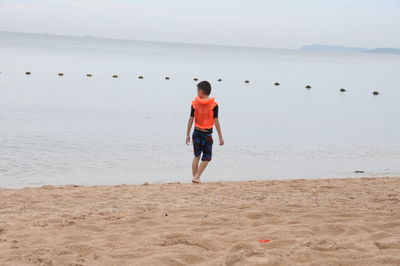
[1,32,400,188]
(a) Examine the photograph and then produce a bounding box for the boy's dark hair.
[197,81,212,95]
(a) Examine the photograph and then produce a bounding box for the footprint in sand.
[311,224,346,235]
[160,237,209,250]
[58,249,74,255]
[61,220,75,227]
[32,220,48,227]
[305,239,341,251]
[374,238,400,249]
[368,231,392,241]
[375,222,400,230]
[23,254,55,265]
[245,211,263,219]
[224,243,264,266]
[107,248,144,260]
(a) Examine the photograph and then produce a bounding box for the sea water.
[1,31,400,188]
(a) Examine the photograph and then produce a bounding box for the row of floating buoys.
[274,82,381,95]
[22,71,256,85]
[20,72,382,94]
[276,82,383,95]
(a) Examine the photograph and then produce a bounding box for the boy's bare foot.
[192,178,201,184]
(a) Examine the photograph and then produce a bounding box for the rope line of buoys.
[16,72,383,95]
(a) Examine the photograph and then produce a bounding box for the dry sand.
[1,177,400,266]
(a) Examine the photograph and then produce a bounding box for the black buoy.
[217,79,222,82]
[193,78,198,81]
[245,80,250,83]
[112,74,118,78]
[340,88,346,92]
[86,74,92,77]
[165,77,170,80]
[25,72,31,75]
[372,91,379,95]
[58,73,64,76]
[274,82,280,86]
[305,85,312,89]
[138,76,144,79]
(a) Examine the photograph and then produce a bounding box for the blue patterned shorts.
[193,130,213,161]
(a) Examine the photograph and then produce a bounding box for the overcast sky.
[0,0,399,49]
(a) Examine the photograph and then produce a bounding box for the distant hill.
[301,44,368,52]
[301,44,400,55]
[364,48,400,54]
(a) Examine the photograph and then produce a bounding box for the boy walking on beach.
[186,81,224,183]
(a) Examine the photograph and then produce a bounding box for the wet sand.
[1,177,400,265]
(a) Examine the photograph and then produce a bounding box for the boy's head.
[197,81,212,98]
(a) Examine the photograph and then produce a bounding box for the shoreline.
[1,177,400,265]
[1,175,398,190]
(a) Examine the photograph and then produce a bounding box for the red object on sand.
[258,240,271,243]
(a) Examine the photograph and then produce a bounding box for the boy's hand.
[219,137,225,146]
[185,135,191,145]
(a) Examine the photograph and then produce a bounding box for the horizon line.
[2,30,398,51]
[0,29,295,51]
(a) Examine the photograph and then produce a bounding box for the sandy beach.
[1,177,400,265]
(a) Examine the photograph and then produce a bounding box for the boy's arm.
[186,117,194,145]
[214,118,224,146]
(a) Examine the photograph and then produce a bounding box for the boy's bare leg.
[193,160,209,183]
[192,156,200,178]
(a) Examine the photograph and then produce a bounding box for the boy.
[185,81,224,183]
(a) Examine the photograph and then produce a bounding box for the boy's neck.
[200,96,209,100]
